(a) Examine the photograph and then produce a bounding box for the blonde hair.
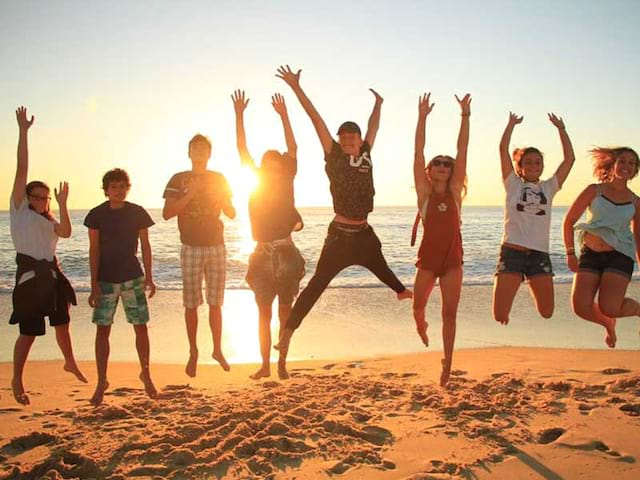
[591,147,639,182]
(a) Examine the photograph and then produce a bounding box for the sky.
[0,0,639,210]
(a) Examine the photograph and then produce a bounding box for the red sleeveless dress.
[416,190,463,276]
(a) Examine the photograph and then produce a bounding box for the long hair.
[26,180,53,220]
[512,147,543,179]
[425,155,468,199]
[591,146,639,182]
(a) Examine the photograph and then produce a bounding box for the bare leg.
[54,323,87,383]
[439,267,463,387]
[571,272,617,348]
[412,269,437,347]
[133,324,157,399]
[184,307,198,377]
[277,303,292,379]
[492,273,522,325]
[91,325,111,406]
[209,305,230,371]
[12,334,35,405]
[598,272,640,318]
[250,304,272,380]
[528,274,554,319]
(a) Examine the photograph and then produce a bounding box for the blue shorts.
[578,247,634,279]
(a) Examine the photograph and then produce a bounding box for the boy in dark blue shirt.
[84,168,157,405]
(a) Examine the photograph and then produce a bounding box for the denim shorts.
[246,243,305,306]
[578,246,634,279]
[495,245,553,279]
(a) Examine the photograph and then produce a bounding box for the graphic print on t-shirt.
[349,151,372,172]
[516,186,548,216]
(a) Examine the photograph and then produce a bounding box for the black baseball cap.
[336,121,361,136]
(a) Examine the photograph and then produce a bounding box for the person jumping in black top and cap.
[274,65,412,368]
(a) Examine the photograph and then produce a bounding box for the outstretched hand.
[231,90,249,114]
[507,111,523,126]
[369,88,383,105]
[54,181,69,206]
[418,93,435,117]
[16,106,34,130]
[271,93,287,115]
[455,93,472,116]
[548,113,565,130]
[276,65,301,89]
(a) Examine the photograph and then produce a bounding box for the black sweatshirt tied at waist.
[10,253,77,323]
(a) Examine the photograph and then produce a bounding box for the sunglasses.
[431,159,453,168]
[29,194,51,201]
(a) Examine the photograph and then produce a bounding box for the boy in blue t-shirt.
[84,168,157,406]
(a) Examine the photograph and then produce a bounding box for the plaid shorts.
[92,277,149,326]
[181,244,226,308]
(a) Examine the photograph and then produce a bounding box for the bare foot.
[415,318,429,347]
[139,371,158,399]
[277,361,289,380]
[11,378,29,405]
[185,350,198,378]
[397,289,413,300]
[250,366,271,380]
[90,381,109,406]
[212,351,230,372]
[440,359,452,388]
[605,318,617,349]
[274,328,293,352]
[64,362,88,383]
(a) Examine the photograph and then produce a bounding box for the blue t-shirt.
[84,201,155,283]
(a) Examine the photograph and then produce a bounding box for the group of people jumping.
[8,65,640,406]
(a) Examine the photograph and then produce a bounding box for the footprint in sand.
[557,439,634,462]
[0,432,57,456]
[619,404,640,416]
[537,427,566,444]
[602,368,631,375]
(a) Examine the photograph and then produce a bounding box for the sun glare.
[227,165,259,256]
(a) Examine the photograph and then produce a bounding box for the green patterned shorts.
[92,277,149,326]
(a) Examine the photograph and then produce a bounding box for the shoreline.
[1,284,639,366]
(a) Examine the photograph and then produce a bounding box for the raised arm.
[272,93,297,158]
[414,93,435,207]
[500,112,523,181]
[13,106,35,207]
[451,93,471,194]
[548,113,575,188]
[276,65,333,155]
[563,184,597,272]
[53,182,72,238]
[364,89,383,149]
[231,89,256,169]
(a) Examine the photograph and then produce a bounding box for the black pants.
[285,222,406,330]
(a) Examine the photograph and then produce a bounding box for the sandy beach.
[0,347,639,479]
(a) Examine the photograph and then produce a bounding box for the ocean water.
[0,205,581,292]
[2,205,640,363]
